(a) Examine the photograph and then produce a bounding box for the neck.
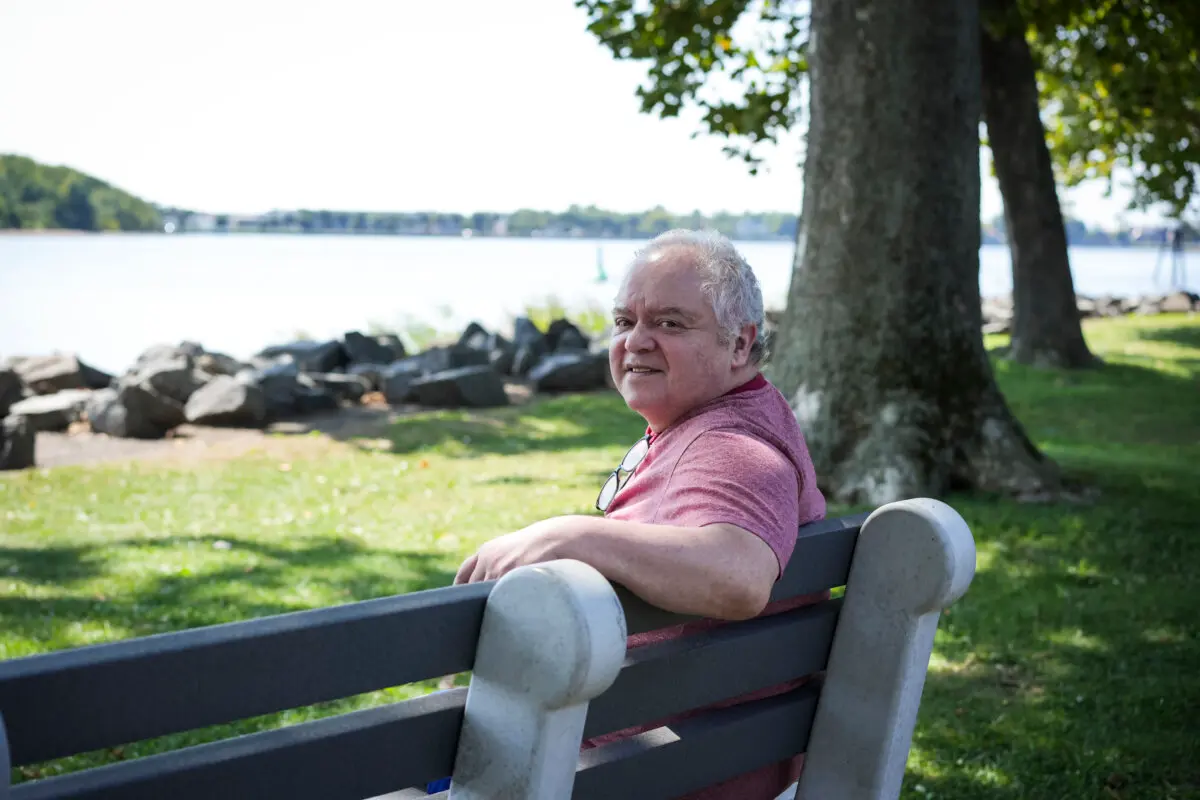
[644,368,763,434]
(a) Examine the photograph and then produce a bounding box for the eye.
[658,319,681,329]
[613,317,632,329]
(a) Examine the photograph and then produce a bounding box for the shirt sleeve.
[656,429,801,578]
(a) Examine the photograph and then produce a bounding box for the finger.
[454,554,477,585]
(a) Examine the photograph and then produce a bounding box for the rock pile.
[979,290,1198,335]
[0,317,611,471]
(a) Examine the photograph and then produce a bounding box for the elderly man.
[455,229,826,799]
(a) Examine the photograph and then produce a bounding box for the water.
[0,234,1183,375]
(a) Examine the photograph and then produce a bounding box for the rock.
[1135,297,1164,315]
[308,372,370,403]
[120,382,186,431]
[86,387,175,439]
[395,345,490,376]
[374,334,408,362]
[527,352,610,392]
[7,389,93,432]
[0,415,35,471]
[347,363,387,391]
[125,355,208,404]
[487,333,515,376]
[382,362,422,404]
[12,354,113,395]
[256,340,347,373]
[185,376,267,427]
[343,331,401,366]
[982,320,1011,336]
[545,319,590,352]
[293,377,340,415]
[1162,291,1198,313]
[195,351,246,377]
[510,317,548,376]
[456,322,491,352]
[0,368,23,419]
[1119,296,1141,314]
[410,366,510,408]
[240,360,301,419]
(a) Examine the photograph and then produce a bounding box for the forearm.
[556,516,776,620]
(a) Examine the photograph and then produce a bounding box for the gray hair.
[631,229,768,364]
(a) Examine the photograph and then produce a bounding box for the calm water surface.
[0,234,1180,374]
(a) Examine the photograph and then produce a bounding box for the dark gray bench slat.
[618,514,864,635]
[10,688,467,800]
[0,582,490,767]
[574,682,820,800]
[584,598,839,739]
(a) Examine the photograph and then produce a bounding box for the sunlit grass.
[3,314,1199,796]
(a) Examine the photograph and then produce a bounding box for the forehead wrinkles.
[616,252,711,318]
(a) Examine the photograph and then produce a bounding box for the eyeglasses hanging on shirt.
[596,434,650,512]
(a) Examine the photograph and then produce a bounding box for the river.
[0,233,1182,375]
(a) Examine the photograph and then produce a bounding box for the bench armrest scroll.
[449,559,627,799]
[797,498,976,800]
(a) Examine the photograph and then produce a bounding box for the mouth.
[624,366,662,375]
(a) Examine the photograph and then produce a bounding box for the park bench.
[0,497,975,800]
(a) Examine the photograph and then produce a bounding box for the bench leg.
[796,498,976,800]
[448,559,627,800]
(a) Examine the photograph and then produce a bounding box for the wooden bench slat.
[0,583,490,767]
[583,598,839,739]
[617,514,864,635]
[9,688,467,800]
[573,682,820,800]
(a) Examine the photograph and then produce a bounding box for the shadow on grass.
[0,533,458,652]
[374,391,644,458]
[1135,322,1200,352]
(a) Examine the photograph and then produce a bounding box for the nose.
[624,320,657,353]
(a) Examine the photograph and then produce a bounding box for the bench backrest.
[0,498,975,800]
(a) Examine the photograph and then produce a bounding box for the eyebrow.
[612,306,701,323]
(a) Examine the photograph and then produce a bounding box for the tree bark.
[981,0,1099,368]
[771,0,1059,505]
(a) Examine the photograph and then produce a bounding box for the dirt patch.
[31,381,537,468]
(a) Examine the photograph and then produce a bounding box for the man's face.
[609,248,751,431]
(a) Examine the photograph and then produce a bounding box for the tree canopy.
[0,154,162,232]
[577,0,1200,216]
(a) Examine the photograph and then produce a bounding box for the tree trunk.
[981,0,1098,368]
[771,0,1059,505]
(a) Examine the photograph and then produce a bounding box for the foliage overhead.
[1034,1,1200,217]
[575,0,808,173]
[0,154,162,232]
[577,0,1199,215]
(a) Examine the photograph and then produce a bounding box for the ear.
[732,323,757,367]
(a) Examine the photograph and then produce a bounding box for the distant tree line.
[0,155,162,232]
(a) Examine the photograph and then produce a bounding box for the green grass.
[2,313,1198,797]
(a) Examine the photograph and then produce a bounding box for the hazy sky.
[0,0,1154,225]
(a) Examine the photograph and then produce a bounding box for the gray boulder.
[0,368,23,419]
[86,387,176,439]
[306,372,367,404]
[546,319,590,352]
[0,415,35,471]
[410,366,510,408]
[382,361,423,404]
[1162,291,1198,313]
[195,351,246,377]
[347,363,387,392]
[124,355,208,405]
[510,317,548,376]
[7,389,93,432]
[256,340,347,373]
[527,352,610,392]
[293,375,340,415]
[343,331,402,366]
[12,354,112,395]
[487,333,515,376]
[394,345,489,376]
[185,376,267,427]
[240,360,302,419]
[456,322,491,352]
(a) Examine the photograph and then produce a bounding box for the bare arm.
[454,515,780,621]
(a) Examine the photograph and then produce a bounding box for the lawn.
[2,313,1198,798]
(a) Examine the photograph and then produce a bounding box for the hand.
[453,516,583,585]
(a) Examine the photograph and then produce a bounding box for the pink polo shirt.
[583,374,827,799]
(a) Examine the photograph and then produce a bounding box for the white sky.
[0,0,1158,227]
